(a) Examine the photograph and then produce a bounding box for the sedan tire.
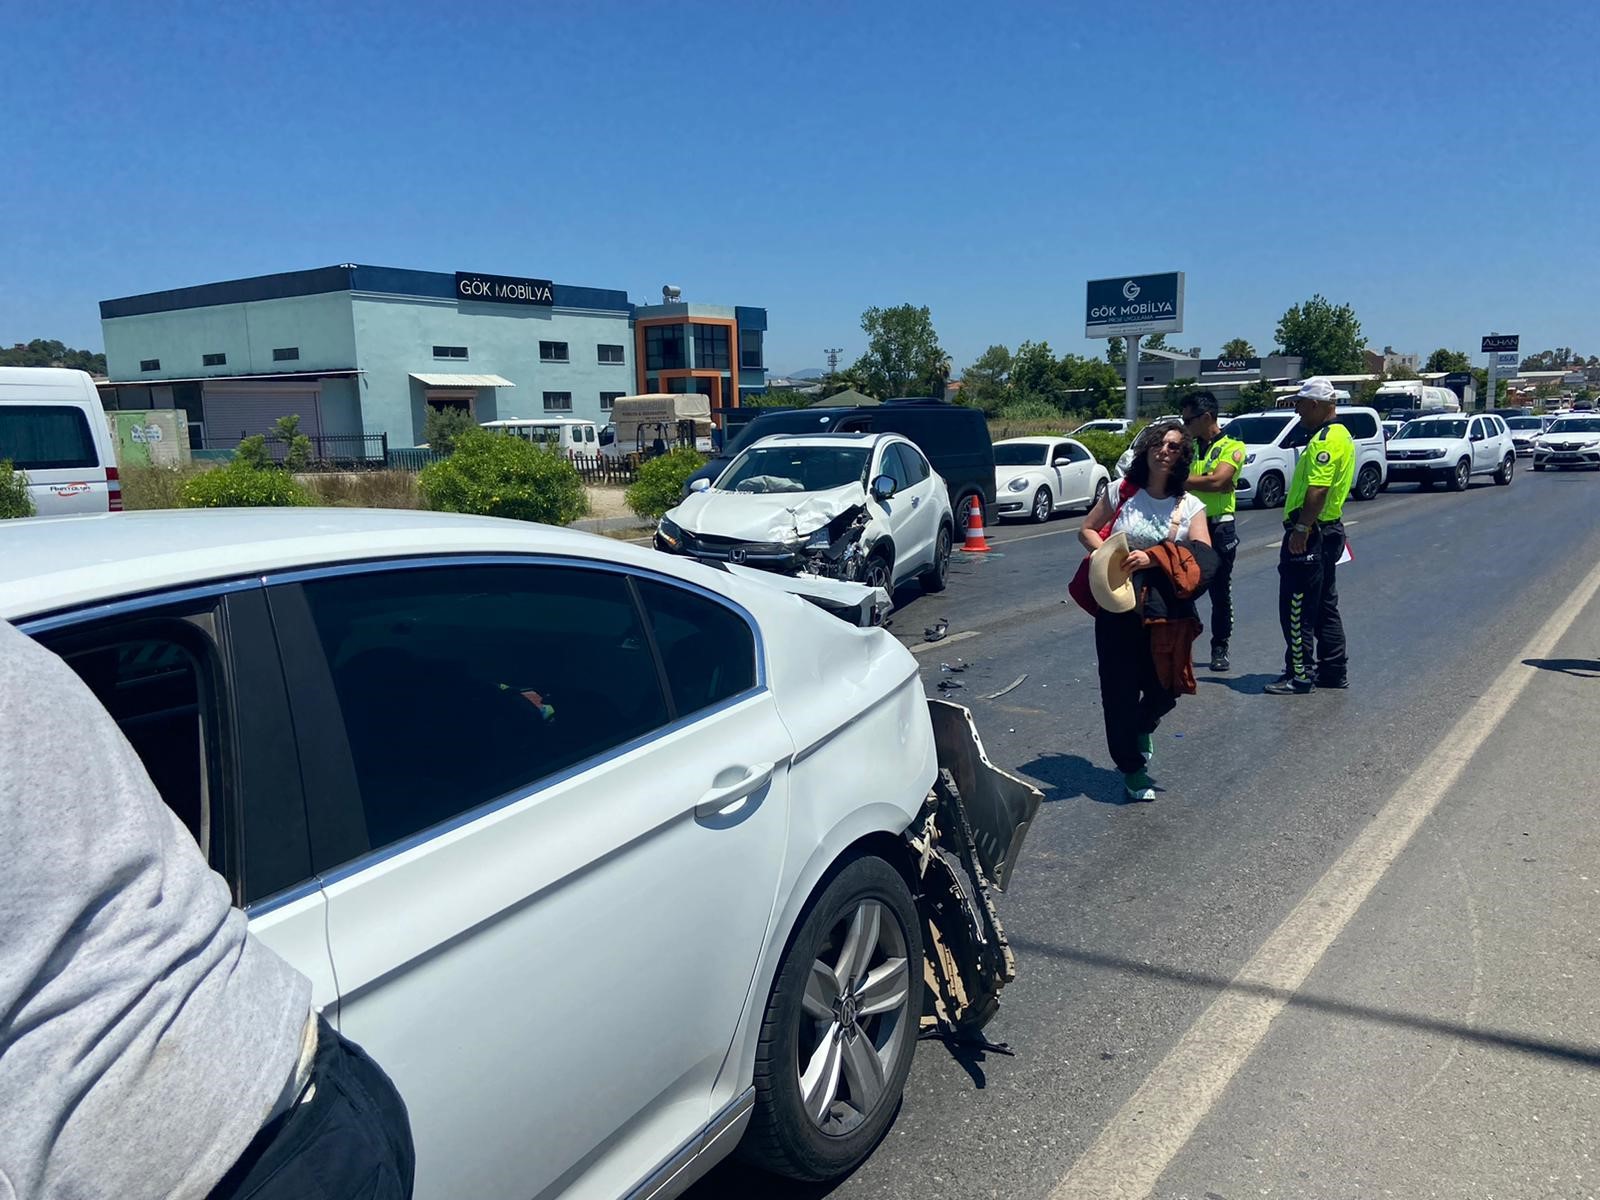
[1030,487,1052,524]
[740,855,924,1182]
[920,524,952,594]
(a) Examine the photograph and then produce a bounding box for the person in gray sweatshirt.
[0,619,414,1199]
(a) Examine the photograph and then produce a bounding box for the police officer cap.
[1295,377,1338,403]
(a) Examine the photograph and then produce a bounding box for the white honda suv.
[1384,413,1516,491]
[4,509,1039,1200]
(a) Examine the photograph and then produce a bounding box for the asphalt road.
[691,465,1600,1200]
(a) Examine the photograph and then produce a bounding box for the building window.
[539,341,569,363]
[692,324,730,370]
[597,344,626,364]
[739,330,763,370]
[543,391,573,412]
[273,347,299,362]
[600,392,623,411]
[202,352,227,367]
[644,325,685,371]
[139,358,161,372]
[432,345,468,360]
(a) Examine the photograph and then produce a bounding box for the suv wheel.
[739,856,923,1181]
[1353,462,1382,502]
[1494,453,1514,486]
[860,550,893,593]
[921,524,952,593]
[1448,458,1470,491]
[1254,471,1285,509]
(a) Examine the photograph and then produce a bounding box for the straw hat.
[1089,531,1137,613]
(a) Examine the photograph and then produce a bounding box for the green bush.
[1073,430,1133,470]
[180,461,313,508]
[272,415,314,471]
[626,447,707,519]
[423,406,477,454]
[419,429,587,524]
[1,460,35,519]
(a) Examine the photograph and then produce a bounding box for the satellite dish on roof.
[662,284,682,302]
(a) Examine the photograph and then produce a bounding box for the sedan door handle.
[694,762,775,820]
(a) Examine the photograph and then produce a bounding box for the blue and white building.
[98,265,768,449]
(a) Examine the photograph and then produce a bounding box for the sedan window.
[994,444,1049,466]
[1225,415,1296,445]
[636,579,758,717]
[296,565,672,852]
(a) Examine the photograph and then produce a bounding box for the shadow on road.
[1196,672,1280,695]
[1524,657,1600,678]
[1008,938,1600,1071]
[1018,752,1127,806]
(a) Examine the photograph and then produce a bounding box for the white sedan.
[993,437,1111,523]
[5,509,1039,1200]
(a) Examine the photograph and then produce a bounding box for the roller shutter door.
[202,382,323,448]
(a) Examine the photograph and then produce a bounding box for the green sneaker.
[1124,770,1156,802]
[1137,732,1154,766]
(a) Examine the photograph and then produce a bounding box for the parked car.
[4,509,1040,1200]
[1504,415,1553,456]
[685,400,994,535]
[1384,413,1515,490]
[1381,419,1405,441]
[992,437,1110,522]
[1226,407,1387,508]
[1532,415,1600,471]
[1072,418,1133,436]
[0,367,122,515]
[660,433,954,594]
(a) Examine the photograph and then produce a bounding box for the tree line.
[0,339,107,375]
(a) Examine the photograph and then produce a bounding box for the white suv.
[4,509,1040,1200]
[1384,413,1516,491]
[1227,407,1388,508]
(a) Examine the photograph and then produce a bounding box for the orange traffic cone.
[960,497,992,553]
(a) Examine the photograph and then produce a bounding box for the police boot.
[1209,642,1230,672]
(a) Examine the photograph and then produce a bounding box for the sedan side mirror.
[688,477,711,493]
[870,474,897,502]
[1052,456,1072,466]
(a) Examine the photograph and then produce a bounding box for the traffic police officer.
[1181,391,1247,671]
[1266,377,1355,695]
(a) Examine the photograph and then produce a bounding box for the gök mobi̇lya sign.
[1085,272,1185,339]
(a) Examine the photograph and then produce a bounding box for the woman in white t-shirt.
[1078,420,1212,801]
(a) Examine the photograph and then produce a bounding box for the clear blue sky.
[7,0,1597,375]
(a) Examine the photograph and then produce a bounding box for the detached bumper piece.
[910,700,1043,1036]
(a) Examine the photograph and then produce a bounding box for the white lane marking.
[1049,551,1600,1200]
[909,629,982,655]
[993,525,1082,546]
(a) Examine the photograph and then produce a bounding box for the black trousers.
[1209,518,1239,649]
[1095,610,1178,774]
[209,1016,416,1200]
[1278,519,1347,685]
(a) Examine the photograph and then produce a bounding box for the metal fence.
[570,454,638,485]
[255,433,391,470]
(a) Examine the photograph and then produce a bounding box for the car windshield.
[1226,414,1296,445]
[1395,419,1467,440]
[994,443,1050,466]
[715,445,870,494]
[1548,418,1600,434]
[724,410,844,457]
[1506,418,1545,431]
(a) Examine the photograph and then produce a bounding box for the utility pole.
[825,347,843,375]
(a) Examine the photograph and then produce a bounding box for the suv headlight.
[1423,448,1447,459]
[656,517,684,549]
[1007,476,1031,493]
[803,526,831,549]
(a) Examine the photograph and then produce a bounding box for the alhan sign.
[456,271,555,306]
[1085,272,1185,338]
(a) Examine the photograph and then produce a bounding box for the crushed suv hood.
[667,482,866,542]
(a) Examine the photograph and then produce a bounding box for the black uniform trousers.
[1094,609,1178,774]
[209,1016,416,1200]
[1277,519,1347,686]
[1209,518,1239,649]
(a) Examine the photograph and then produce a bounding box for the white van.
[1230,404,1388,508]
[0,367,122,516]
[480,417,598,457]
[1373,383,1460,413]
